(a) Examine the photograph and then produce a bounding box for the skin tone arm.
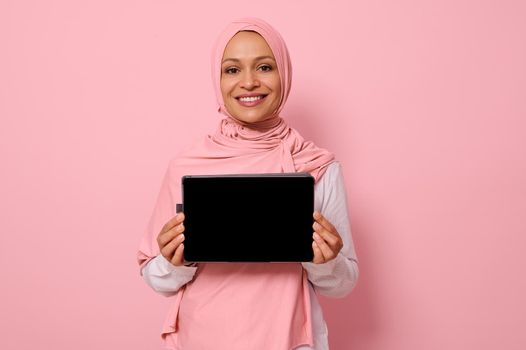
[157,211,344,266]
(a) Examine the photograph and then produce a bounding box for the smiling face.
[220,31,281,124]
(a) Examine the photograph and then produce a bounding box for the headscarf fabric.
[211,17,292,119]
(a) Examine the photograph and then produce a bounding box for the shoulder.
[314,161,344,203]
[318,161,343,187]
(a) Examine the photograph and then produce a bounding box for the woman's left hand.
[311,211,344,264]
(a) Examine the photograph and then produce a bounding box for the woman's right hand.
[157,212,186,266]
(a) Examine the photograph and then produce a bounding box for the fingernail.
[313,222,321,230]
[313,232,321,240]
[313,211,321,219]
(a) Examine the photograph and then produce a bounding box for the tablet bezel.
[180,172,315,263]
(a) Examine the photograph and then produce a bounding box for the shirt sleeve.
[141,254,198,297]
[301,161,359,298]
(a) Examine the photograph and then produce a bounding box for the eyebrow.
[221,55,276,64]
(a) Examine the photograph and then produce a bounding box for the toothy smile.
[237,95,267,102]
[235,94,268,107]
[241,96,262,102]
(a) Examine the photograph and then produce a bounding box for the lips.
[235,94,268,107]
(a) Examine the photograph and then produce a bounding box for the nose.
[240,70,260,90]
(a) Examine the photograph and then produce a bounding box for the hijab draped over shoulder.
[138,17,335,350]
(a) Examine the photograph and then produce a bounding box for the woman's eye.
[225,67,239,74]
[259,65,272,72]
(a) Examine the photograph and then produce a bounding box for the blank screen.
[181,173,314,262]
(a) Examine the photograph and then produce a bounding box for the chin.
[228,109,270,123]
[236,114,271,124]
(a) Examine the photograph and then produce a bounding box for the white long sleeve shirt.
[141,161,359,350]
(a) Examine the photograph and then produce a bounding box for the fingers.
[311,211,344,263]
[160,232,185,263]
[313,231,336,261]
[313,222,340,247]
[313,212,343,248]
[158,222,185,247]
[312,241,325,264]
[160,212,185,234]
[171,242,185,266]
[157,213,185,247]
[313,211,336,233]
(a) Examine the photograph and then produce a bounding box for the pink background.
[1,0,525,349]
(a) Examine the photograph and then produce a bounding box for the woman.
[138,17,359,350]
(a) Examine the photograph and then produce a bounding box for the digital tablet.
[179,173,314,262]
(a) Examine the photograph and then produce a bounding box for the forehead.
[222,31,275,60]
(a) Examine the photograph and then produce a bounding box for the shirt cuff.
[301,252,344,275]
[153,254,198,276]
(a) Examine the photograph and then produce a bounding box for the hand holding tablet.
[156,212,186,266]
[311,211,344,264]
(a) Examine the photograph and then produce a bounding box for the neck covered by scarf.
[173,115,335,181]
[138,17,335,350]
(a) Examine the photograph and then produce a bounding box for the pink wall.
[1,1,525,349]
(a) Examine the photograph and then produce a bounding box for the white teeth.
[239,95,263,102]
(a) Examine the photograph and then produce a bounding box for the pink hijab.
[211,17,292,119]
[138,17,335,350]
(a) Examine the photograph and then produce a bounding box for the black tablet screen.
[181,173,314,262]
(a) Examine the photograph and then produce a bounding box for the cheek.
[267,73,281,95]
[220,78,233,99]
[269,82,282,111]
